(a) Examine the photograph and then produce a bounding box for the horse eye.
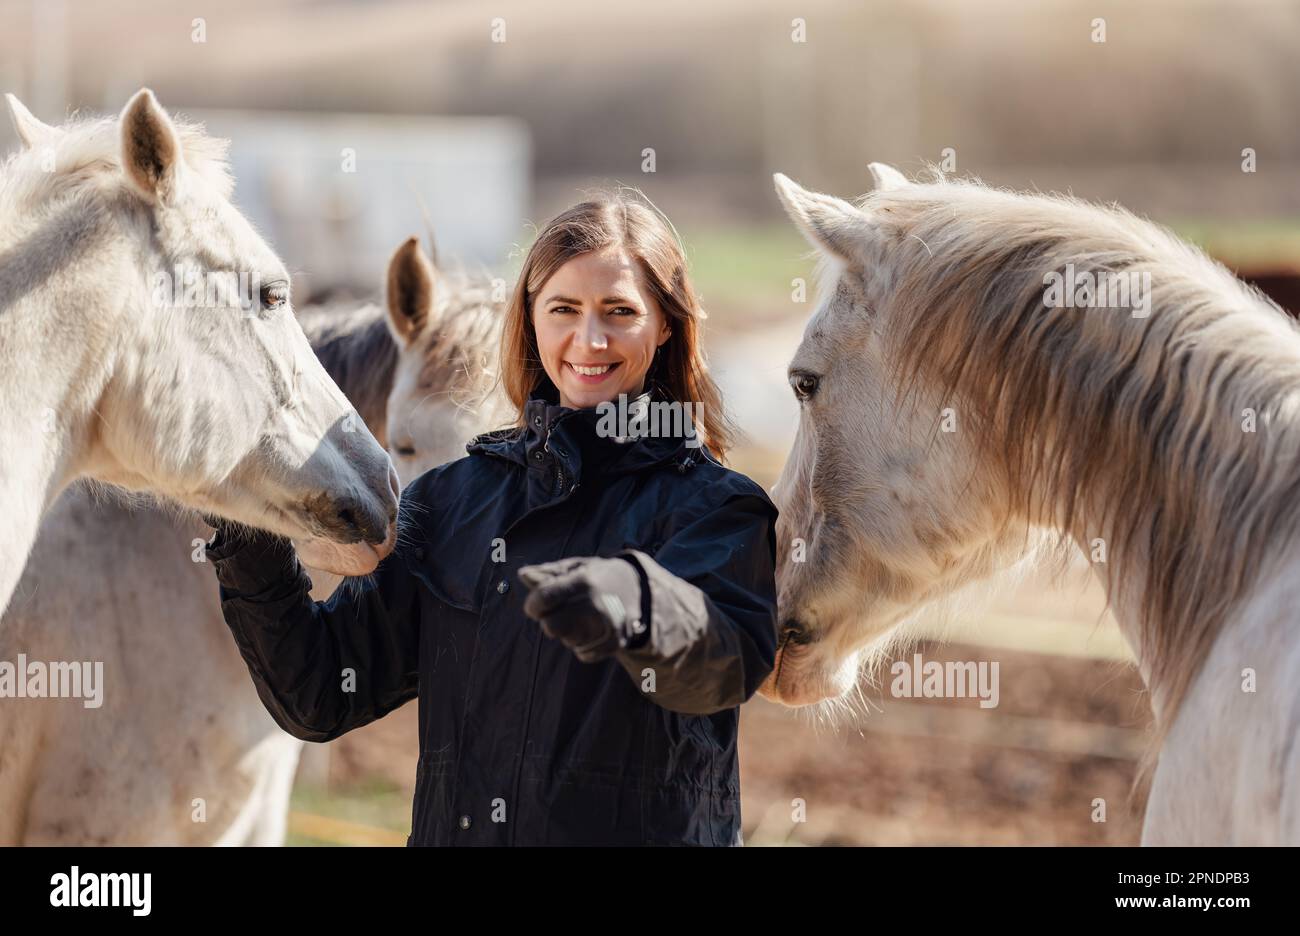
[260,282,289,311]
[395,444,416,457]
[790,371,820,401]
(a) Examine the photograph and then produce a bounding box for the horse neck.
[1082,512,1300,720]
[1040,315,1300,727]
[0,251,130,616]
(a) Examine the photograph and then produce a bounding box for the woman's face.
[532,246,672,410]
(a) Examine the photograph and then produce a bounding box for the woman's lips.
[565,361,621,384]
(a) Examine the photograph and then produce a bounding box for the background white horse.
[0,89,399,618]
[764,166,1300,845]
[0,238,505,844]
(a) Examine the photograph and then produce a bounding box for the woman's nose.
[578,317,609,351]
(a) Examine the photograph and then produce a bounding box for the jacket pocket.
[402,550,481,613]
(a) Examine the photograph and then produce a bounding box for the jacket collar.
[467,378,705,479]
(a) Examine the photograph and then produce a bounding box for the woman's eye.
[260,282,289,311]
[790,371,820,401]
[610,306,638,317]
[550,305,577,314]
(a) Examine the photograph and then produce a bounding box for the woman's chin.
[561,388,610,410]
[293,536,392,576]
[558,371,641,410]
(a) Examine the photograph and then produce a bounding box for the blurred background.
[4,0,1298,844]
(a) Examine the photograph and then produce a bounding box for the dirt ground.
[736,640,1151,845]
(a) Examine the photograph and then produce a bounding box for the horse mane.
[876,176,1300,754]
[300,303,399,433]
[0,111,233,214]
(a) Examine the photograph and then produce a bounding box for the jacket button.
[497,579,510,594]
[458,815,472,830]
[532,415,543,427]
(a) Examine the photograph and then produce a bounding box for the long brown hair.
[500,194,737,460]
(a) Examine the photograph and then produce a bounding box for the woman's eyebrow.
[601,295,639,306]
[543,294,582,305]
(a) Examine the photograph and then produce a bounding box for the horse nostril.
[328,500,388,545]
[336,507,361,539]
[304,491,388,546]
[781,619,813,646]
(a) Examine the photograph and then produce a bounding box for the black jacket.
[209,389,779,846]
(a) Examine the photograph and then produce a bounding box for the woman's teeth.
[570,363,614,376]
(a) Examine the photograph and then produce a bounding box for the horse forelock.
[415,270,506,402]
[871,178,1300,747]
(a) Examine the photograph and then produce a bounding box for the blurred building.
[187,109,530,294]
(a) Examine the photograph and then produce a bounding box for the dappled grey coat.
[208,386,779,846]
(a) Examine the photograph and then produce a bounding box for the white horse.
[1,238,506,844]
[764,166,1300,845]
[0,89,399,619]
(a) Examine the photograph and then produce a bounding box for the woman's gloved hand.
[200,511,230,531]
[200,512,255,557]
[518,556,648,662]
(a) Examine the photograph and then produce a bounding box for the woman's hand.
[518,557,647,662]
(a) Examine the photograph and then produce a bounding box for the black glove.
[200,511,254,557]
[518,556,648,663]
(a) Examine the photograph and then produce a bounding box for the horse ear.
[386,236,436,347]
[773,173,869,262]
[119,88,185,202]
[5,93,58,149]
[868,162,910,191]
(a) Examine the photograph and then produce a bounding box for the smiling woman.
[207,190,780,846]
[531,246,671,408]
[501,196,737,454]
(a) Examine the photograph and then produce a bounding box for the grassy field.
[680,224,812,325]
[1170,218,1300,269]
[287,781,411,847]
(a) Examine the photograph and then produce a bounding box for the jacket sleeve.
[208,527,420,743]
[613,486,779,716]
